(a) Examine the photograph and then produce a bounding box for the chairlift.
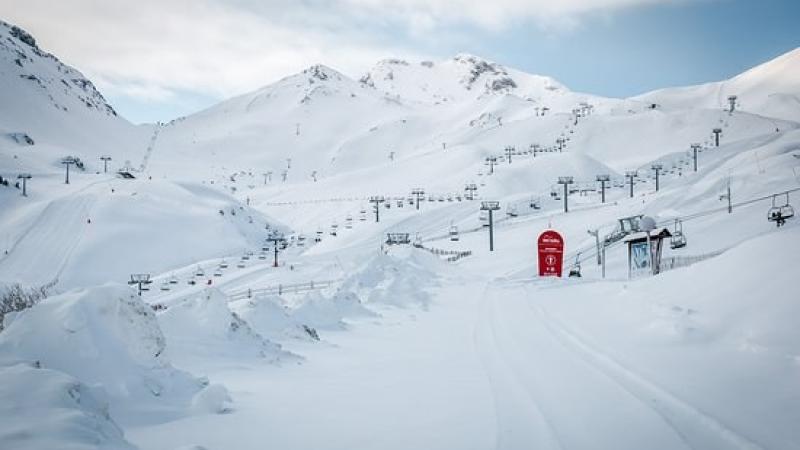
[413,233,423,248]
[242,253,250,261]
[397,199,404,208]
[507,205,518,217]
[237,261,246,268]
[194,267,205,277]
[160,282,171,291]
[768,193,794,226]
[384,201,391,209]
[219,260,229,269]
[670,219,687,249]
[568,254,582,277]
[187,279,197,286]
[479,210,489,226]
[213,269,223,277]
[530,197,541,209]
[258,252,267,260]
[169,275,179,284]
[449,224,459,242]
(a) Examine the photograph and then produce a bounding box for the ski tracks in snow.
[474,280,765,450]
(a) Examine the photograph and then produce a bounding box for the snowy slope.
[635,48,800,122]
[2,19,800,450]
[0,21,152,175]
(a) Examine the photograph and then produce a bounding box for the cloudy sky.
[1,0,797,123]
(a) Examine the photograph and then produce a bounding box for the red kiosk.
[538,230,564,277]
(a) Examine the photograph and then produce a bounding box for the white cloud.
[0,0,675,104]
[0,0,427,102]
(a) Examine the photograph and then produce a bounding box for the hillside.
[1,19,799,450]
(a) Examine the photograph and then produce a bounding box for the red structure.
[538,230,564,277]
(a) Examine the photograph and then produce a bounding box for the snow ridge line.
[529,296,765,450]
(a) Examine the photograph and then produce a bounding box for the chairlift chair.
[195,267,205,277]
[670,219,687,249]
[160,282,171,291]
[568,254,582,277]
[219,260,229,269]
[169,276,178,284]
[449,224,459,242]
[237,261,246,269]
[507,205,518,217]
[213,269,223,277]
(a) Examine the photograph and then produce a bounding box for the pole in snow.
[128,273,152,296]
[596,174,610,203]
[61,157,76,184]
[691,143,701,172]
[480,201,501,251]
[712,128,722,147]
[625,171,637,198]
[411,188,425,210]
[504,146,515,164]
[651,164,663,191]
[557,176,574,212]
[485,156,497,174]
[17,173,32,196]
[100,156,112,173]
[267,232,286,268]
[369,195,385,222]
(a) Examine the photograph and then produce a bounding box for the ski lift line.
[564,187,800,271]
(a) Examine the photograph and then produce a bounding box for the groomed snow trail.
[0,193,96,287]
[473,279,765,450]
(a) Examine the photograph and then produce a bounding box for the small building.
[623,227,671,277]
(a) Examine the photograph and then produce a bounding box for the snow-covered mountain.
[2,18,800,450]
[360,53,571,105]
[0,21,151,175]
[635,48,800,121]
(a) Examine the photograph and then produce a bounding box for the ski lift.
[169,275,179,284]
[397,199,404,208]
[529,197,541,209]
[568,254,582,278]
[768,193,794,226]
[449,224,459,241]
[507,205,518,217]
[297,235,306,246]
[413,233,423,248]
[237,261,246,268]
[219,260,229,269]
[160,281,171,291]
[241,253,250,261]
[213,269,223,277]
[187,279,197,285]
[330,223,339,236]
[479,210,489,226]
[670,219,687,249]
[194,267,205,277]
[258,252,267,260]
[385,201,391,209]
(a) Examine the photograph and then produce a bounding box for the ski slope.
[1,20,799,450]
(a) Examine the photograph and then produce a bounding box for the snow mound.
[0,362,134,450]
[158,288,289,364]
[340,247,442,309]
[231,294,319,342]
[0,283,208,423]
[190,383,232,415]
[291,289,376,331]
